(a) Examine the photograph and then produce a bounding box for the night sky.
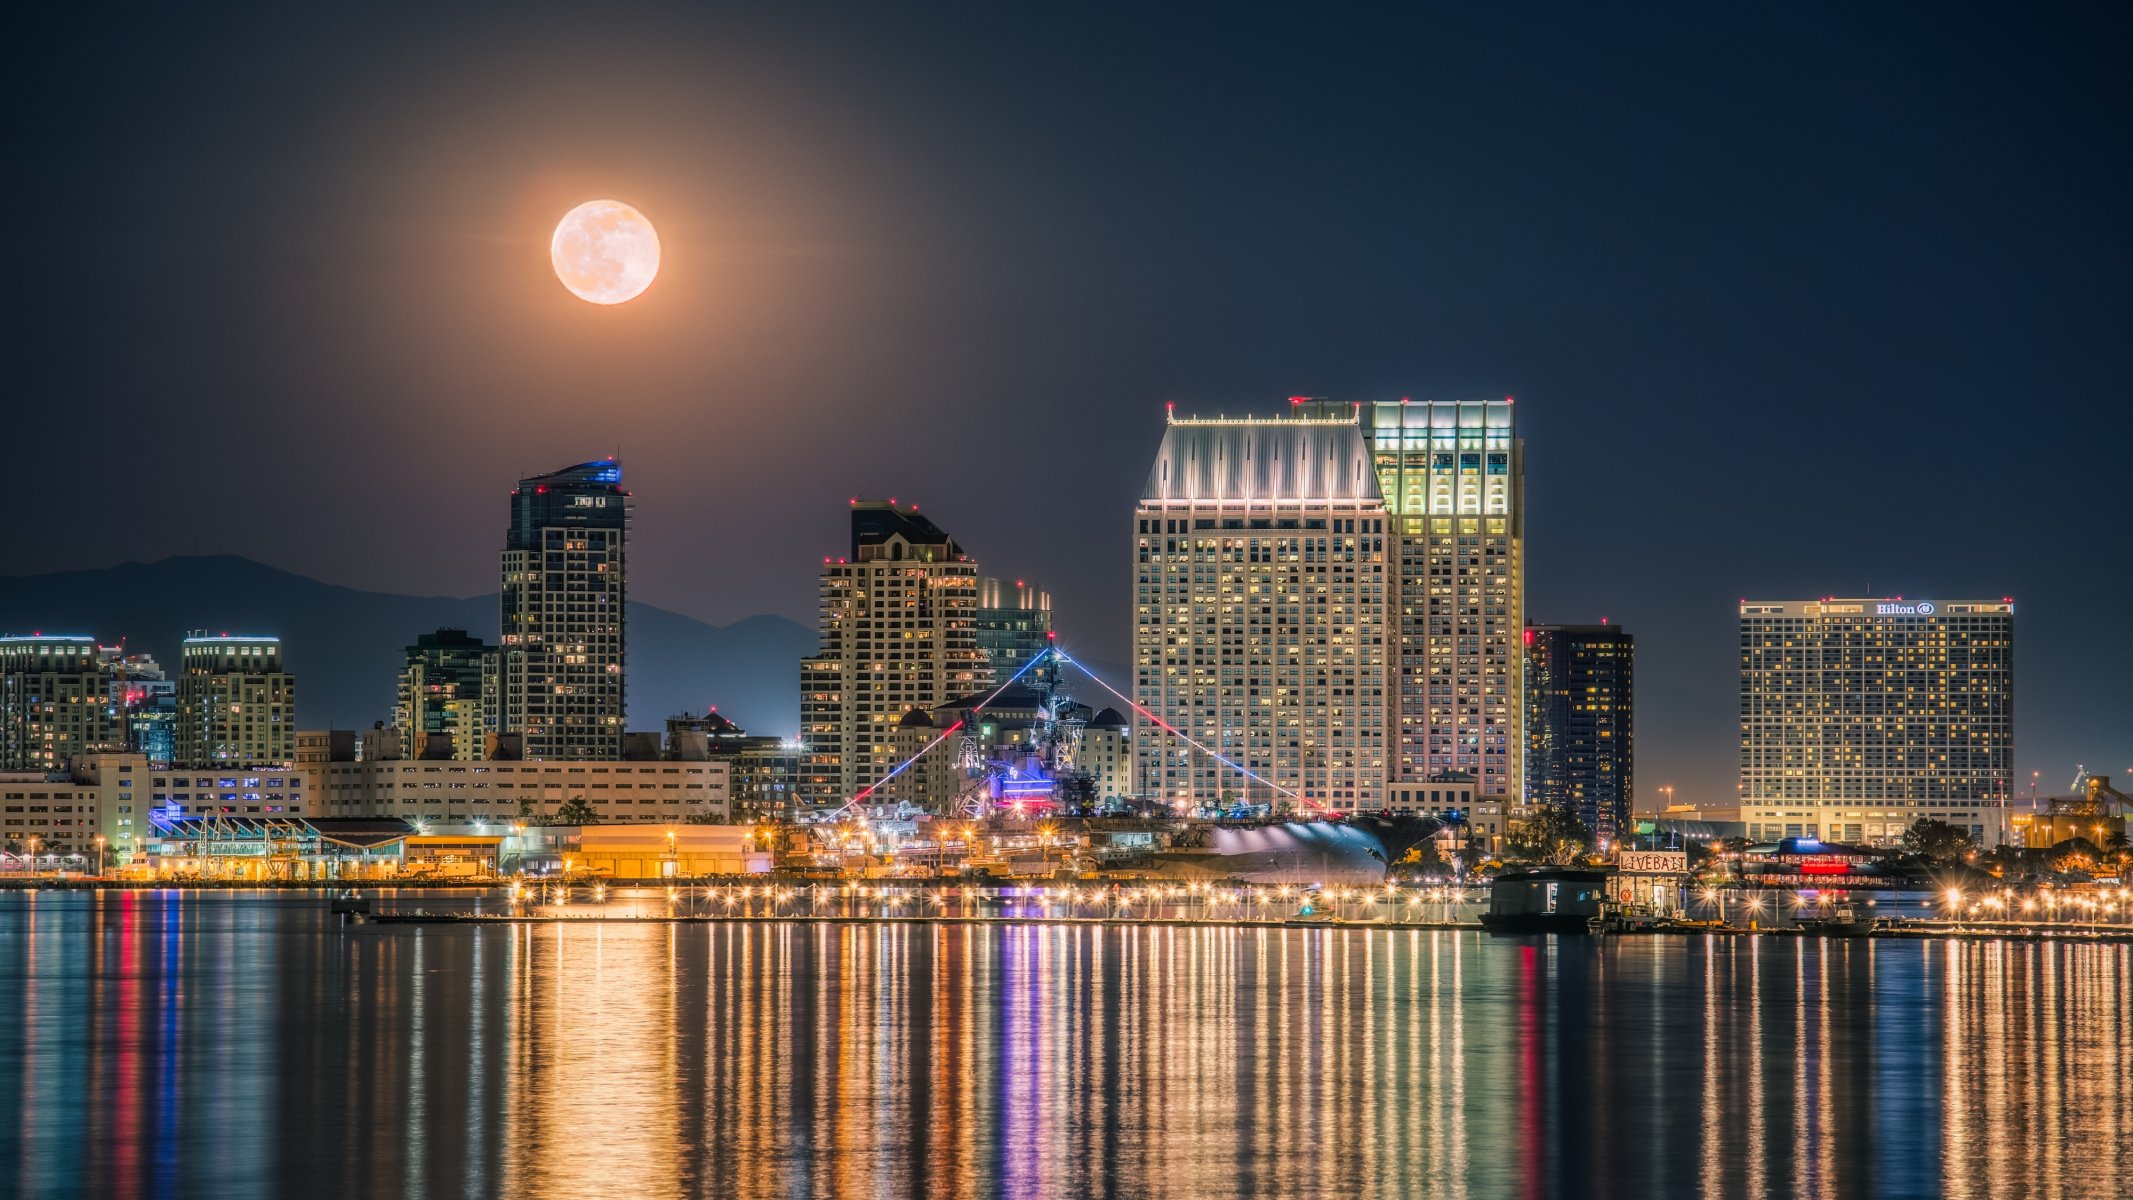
[8,3,2128,807]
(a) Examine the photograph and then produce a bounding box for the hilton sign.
[1876,602,1934,615]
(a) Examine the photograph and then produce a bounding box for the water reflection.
[2,892,2129,1199]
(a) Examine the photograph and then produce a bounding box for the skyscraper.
[975,577,1055,690]
[394,629,500,760]
[1,635,118,770]
[1524,622,1634,843]
[500,459,629,760]
[1134,410,1389,813]
[1738,597,2014,846]
[175,634,296,767]
[1309,398,1524,802]
[103,648,177,766]
[801,502,988,805]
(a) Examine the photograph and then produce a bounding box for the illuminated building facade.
[975,577,1056,690]
[1071,708,1132,804]
[1133,411,1388,812]
[394,629,500,761]
[1,635,119,771]
[801,502,987,805]
[1308,398,1524,802]
[500,459,629,760]
[1524,622,1634,843]
[175,635,296,768]
[1738,597,2014,846]
[103,649,177,766]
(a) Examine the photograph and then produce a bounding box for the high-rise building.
[175,634,296,767]
[800,502,988,805]
[1738,598,2014,846]
[1524,622,1634,843]
[103,649,177,766]
[1134,410,1389,813]
[1308,398,1524,801]
[394,629,500,761]
[500,459,629,760]
[975,577,1056,690]
[1,635,120,771]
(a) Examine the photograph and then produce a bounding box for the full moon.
[550,200,660,305]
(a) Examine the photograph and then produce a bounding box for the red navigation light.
[536,486,547,494]
[849,497,857,505]
[889,497,897,506]
[1601,616,1608,624]
[1015,580,1024,587]
[1046,631,1056,640]
[1504,395,1514,404]
[1290,396,1306,404]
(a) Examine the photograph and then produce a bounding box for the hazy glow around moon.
[551,200,660,304]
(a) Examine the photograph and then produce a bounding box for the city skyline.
[9,2,2129,810]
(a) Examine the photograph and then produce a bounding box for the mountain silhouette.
[0,556,809,738]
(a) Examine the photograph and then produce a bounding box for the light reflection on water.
[2,891,2130,1199]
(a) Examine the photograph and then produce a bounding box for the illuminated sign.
[1618,850,1688,874]
[1875,602,1934,615]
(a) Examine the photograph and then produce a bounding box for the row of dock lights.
[501,879,1486,921]
[1940,886,2124,923]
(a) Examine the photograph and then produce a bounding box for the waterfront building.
[1738,597,2014,846]
[975,577,1056,690]
[500,459,629,760]
[312,756,730,825]
[175,634,296,768]
[1,635,120,771]
[2,750,311,871]
[1524,622,1634,844]
[1306,398,1525,803]
[800,502,988,807]
[1134,409,1389,812]
[394,629,500,761]
[141,815,446,880]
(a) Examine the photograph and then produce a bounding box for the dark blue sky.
[6,2,2128,805]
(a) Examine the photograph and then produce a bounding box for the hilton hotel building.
[1737,598,2014,846]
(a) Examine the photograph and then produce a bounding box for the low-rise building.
[1383,771,1504,852]
[313,758,731,825]
[1688,801,2008,850]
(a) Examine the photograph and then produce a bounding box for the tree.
[1504,805,1594,865]
[2047,837,2102,876]
[1900,818,1974,864]
[553,795,598,826]
[1397,837,1449,876]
